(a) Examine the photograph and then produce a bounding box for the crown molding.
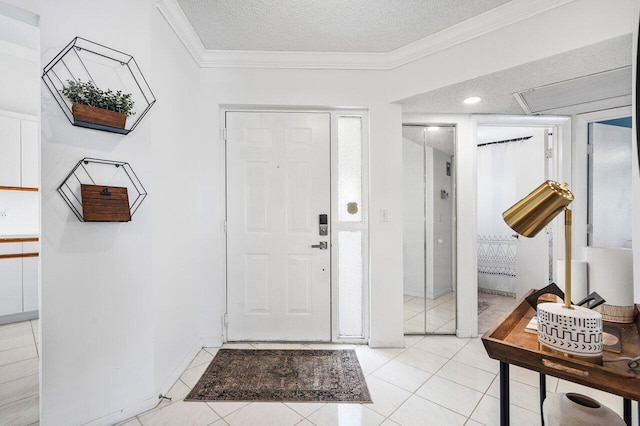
[155,0,574,70]
[154,0,205,64]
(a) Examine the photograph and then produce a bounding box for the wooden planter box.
[72,103,127,130]
[81,184,131,222]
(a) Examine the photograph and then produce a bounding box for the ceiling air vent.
[514,66,632,115]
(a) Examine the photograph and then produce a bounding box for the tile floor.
[403,291,517,334]
[119,337,633,426]
[0,319,40,426]
[1,314,636,426]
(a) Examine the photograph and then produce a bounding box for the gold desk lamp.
[503,180,603,363]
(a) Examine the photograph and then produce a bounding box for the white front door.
[226,111,331,341]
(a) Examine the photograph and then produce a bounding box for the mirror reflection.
[402,125,456,334]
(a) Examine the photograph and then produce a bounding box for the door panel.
[226,112,331,341]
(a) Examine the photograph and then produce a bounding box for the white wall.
[197,67,404,348]
[2,1,207,424]
[0,52,39,115]
[150,6,205,397]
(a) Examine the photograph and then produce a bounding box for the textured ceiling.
[402,125,455,155]
[399,35,632,114]
[175,0,512,52]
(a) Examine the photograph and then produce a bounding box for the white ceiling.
[170,1,632,116]
[399,35,632,115]
[402,125,455,155]
[175,0,512,52]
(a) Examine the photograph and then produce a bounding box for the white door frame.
[472,114,572,287]
[220,107,370,343]
[572,106,632,251]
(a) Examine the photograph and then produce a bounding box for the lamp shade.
[503,180,574,237]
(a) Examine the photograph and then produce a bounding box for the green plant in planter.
[61,80,135,116]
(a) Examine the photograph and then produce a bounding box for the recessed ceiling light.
[463,96,482,105]
[426,126,440,132]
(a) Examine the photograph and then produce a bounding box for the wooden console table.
[482,290,640,426]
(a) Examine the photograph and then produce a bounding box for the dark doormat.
[185,349,372,403]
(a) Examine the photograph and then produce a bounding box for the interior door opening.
[476,125,553,333]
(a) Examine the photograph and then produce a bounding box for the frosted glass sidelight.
[338,116,362,222]
[338,231,363,337]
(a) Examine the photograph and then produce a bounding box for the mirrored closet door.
[402,124,456,335]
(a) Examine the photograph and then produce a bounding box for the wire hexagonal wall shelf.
[58,158,148,222]
[42,37,156,135]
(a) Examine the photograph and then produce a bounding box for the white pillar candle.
[582,247,633,306]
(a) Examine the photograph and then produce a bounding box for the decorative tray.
[482,289,640,401]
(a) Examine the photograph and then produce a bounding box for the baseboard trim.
[0,310,38,325]
[81,395,158,426]
[403,289,425,298]
[478,287,516,298]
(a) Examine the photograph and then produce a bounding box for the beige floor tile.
[452,344,499,374]
[205,401,250,418]
[0,333,35,352]
[305,343,356,350]
[166,379,191,401]
[403,335,424,347]
[307,403,384,426]
[412,335,468,359]
[354,347,390,375]
[371,360,431,392]
[180,363,209,389]
[0,357,38,384]
[364,376,412,417]
[404,314,426,333]
[188,350,214,369]
[0,345,38,367]
[487,377,546,414]
[0,322,33,340]
[223,402,303,426]
[203,347,219,357]
[394,347,448,374]
[0,374,39,407]
[138,400,219,425]
[0,395,39,425]
[509,365,559,391]
[283,402,325,418]
[471,394,541,426]
[416,375,483,417]
[435,360,496,392]
[390,394,466,426]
